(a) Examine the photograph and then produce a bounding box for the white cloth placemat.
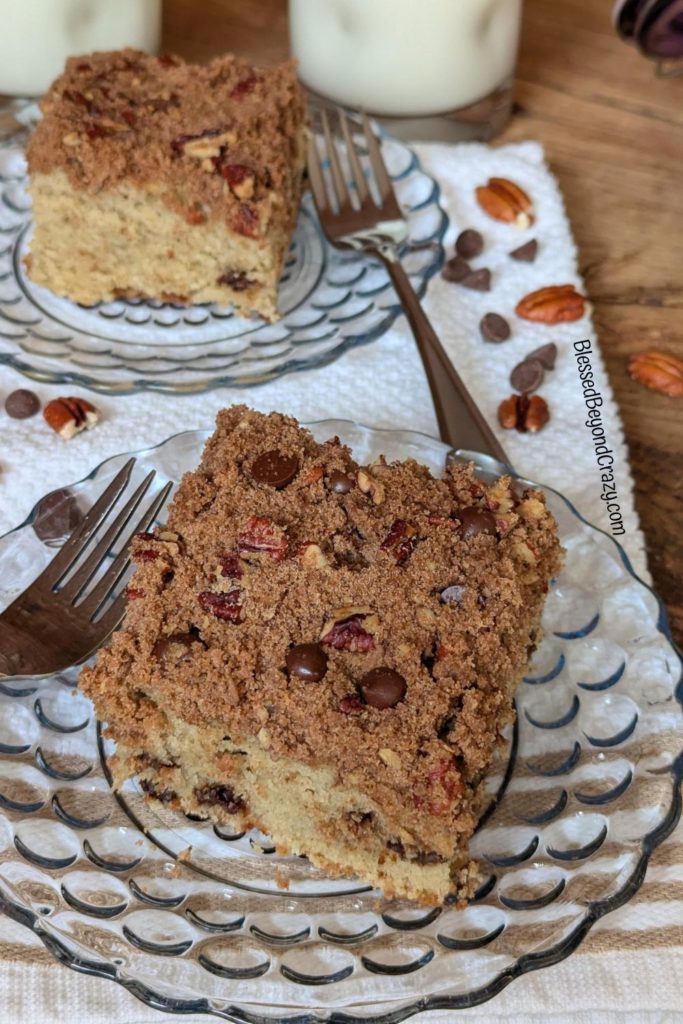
[1,140,677,1022]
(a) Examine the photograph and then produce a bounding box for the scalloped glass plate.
[0,423,681,1021]
[0,106,445,394]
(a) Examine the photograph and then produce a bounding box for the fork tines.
[308,107,397,216]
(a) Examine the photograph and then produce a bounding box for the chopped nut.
[511,540,537,565]
[357,469,385,505]
[321,606,378,652]
[257,727,271,749]
[519,497,545,520]
[416,606,436,628]
[62,132,80,147]
[298,542,329,569]
[379,748,401,770]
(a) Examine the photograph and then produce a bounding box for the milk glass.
[0,0,162,96]
[289,0,522,140]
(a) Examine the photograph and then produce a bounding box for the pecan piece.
[475,177,534,228]
[515,285,585,324]
[218,162,256,199]
[380,519,417,564]
[237,516,287,561]
[321,606,377,652]
[628,350,683,398]
[198,589,242,622]
[357,469,385,505]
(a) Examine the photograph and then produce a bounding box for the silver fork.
[308,107,508,464]
[0,459,172,678]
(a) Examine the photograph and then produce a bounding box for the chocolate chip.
[327,470,355,494]
[194,783,244,814]
[455,228,484,259]
[153,632,202,665]
[511,357,545,394]
[527,342,558,369]
[461,268,491,291]
[509,239,538,262]
[440,584,467,605]
[33,488,83,544]
[360,667,406,709]
[479,312,510,343]
[441,255,471,283]
[286,642,328,682]
[458,506,497,540]
[251,449,299,489]
[5,388,40,419]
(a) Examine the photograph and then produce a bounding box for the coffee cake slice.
[80,407,562,905]
[26,49,306,320]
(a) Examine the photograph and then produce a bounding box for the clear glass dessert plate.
[0,423,680,1021]
[0,106,445,395]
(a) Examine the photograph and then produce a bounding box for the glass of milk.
[289,0,522,140]
[0,0,161,96]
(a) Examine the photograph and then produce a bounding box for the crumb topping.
[81,407,562,839]
[26,49,306,235]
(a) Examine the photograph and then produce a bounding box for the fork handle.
[384,259,509,463]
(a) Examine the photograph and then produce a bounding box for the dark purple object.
[614,0,683,57]
[636,0,683,57]
[613,0,651,37]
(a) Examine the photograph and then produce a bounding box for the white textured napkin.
[1,140,675,1024]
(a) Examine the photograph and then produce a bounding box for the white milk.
[289,0,522,115]
[0,0,161,96]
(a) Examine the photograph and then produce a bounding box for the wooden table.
[163,0,683,644]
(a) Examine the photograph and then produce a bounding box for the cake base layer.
[28,171,288,320]
[112,709,502,905]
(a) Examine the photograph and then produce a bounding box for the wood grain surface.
[163,0,683,643]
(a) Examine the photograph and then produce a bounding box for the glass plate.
[0,107,445,395]
[0,423,681,1021]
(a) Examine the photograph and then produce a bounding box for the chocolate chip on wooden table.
[479,312,510,343]
[527,342,558,369]
[360,667,407,709]
[509,238,538,262]
[441,255,471,283]
[461,267,491,291]
[250,449,299,488]
[458,506,497,540]
[510,357,545,394]
[327,470,355,494]
[455,228,484,259]
[5,388,41,419]
[33,488,83,544]
[286,642,328,682]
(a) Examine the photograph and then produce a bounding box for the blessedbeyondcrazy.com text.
[574,339,625,537]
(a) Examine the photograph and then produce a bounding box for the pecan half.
[515,285,585,324]
[43,397,99,439]
[475,177,534,228]
[628,350,683,398]
[498,393,550,433]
